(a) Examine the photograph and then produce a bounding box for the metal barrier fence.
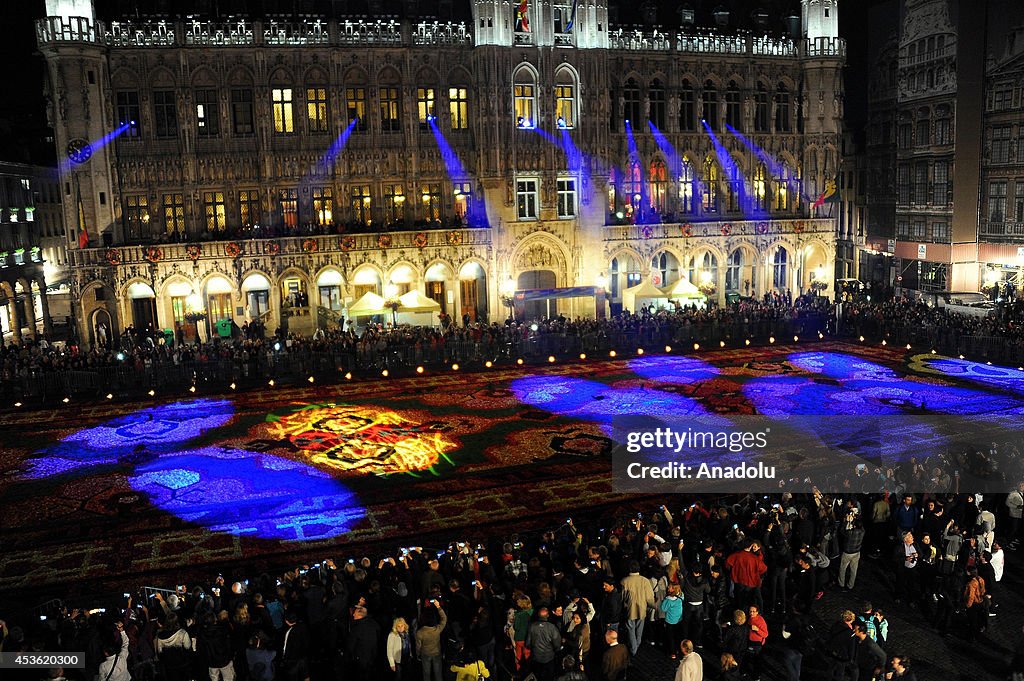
[0,313,867,404]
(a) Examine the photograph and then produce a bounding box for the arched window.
[726,162,743,212]
[679,159,695,214]
[725,80,741,130]
[554,67,577,129]
[610,257,620,298]
[513,67,537,128]
[702,156,719,213]
[755,83,770,132]
[626,159,643,221]
[752,163,768,212]
[702,80,718,129]
[689,252,718,288]
[680,81,695,131]
[649,79,666,129]
[726,249,743,292]
[775,164,790,211]
[623,78,641,125]
[775,84,791,132]
[648,160,668,216]
[772,247,788,290]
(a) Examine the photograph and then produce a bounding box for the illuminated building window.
[516,179,538,220]
[702,157,719,213]
[555,85,575,128]
[306,87,328,133]
[418,87,435,130]
[272,88,294,134]
[196,90,219,137]
[775,165,790,211]
[351,185,371,224]
[383,184,406,225]
[679,159,695,213]
[380,87,401,132]
[449,87,469,130]
[239,190,260,228]
[648,160,667,215]
[421,183,442,221]
[312,187,333,226]
[454,182,472,219]
[346,87,367,131]
[162,193,185,234]
[514,67,537,129]
[203,191,226,232]
[278,188,298,227]
[125,195,150,241]
[752,163,767,212]
[557,178,576,218]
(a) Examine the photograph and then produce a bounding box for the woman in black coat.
[721,609,751,668]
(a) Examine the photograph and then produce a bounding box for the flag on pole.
[564,0,580,31]
[76,179,89,248]
[811,176,838,210]
[516,0,531,32]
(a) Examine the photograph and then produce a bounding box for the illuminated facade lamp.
[596,272,608,290]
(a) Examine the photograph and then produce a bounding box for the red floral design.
[340,236,356,251]
[185,244,202,261]
[105,249,121,265]
[224,242,242,258]
[378,234,393,249]
[302,238,319,253]
[144,246,163,263]
[413,232,428,248]
[264,242,280,256]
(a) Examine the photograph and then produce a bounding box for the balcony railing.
[68,227,491,268]
[602,218,835,241]
[38,16,469,48]
[979,221,1024,241]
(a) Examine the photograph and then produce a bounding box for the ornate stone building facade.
[37,0,844,345]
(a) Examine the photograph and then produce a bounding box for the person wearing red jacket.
[725,541,768,612]
[746,605,769,681]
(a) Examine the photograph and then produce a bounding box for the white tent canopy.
[622,280,669,312]
[398,289,441,312]
[662,277,704,299]
[347,291,388,317]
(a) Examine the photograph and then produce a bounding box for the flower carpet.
[2,341,1022,596]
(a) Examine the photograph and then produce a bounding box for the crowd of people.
[839,298,1024,346]
[0,297,827,388]
[2,481,1023,681]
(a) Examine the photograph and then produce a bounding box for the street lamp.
[184,292,207,342]
[500,276,516,321]
[595,272,608,290]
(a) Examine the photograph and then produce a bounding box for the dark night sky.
[0,0,876,166]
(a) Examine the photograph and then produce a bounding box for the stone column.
[8,300,22,345]
[37,276,54,338]
[22,289,37,340]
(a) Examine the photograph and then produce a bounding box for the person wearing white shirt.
[991,541,1005,583]
[674,639,703,681]
[96,624,131,681]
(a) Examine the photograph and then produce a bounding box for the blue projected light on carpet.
[21,399,235,479]
[511,375,707,425]
[627,356,720,384]
[128,446,366,541]
[909,356,1024,394]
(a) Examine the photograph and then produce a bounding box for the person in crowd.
[853,621,886,681]
[97,622,130,681]
[414,602,447,681]
[601,629,629,681]
[620,560,655,655]
[674,639,702,681]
